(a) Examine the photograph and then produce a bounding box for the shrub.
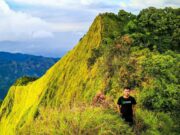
[87,48,102,68]
[13,76,38,86]
[134,108,174,135]
[0,100,2,107]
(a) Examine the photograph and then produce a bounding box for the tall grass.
[18,104,134,135]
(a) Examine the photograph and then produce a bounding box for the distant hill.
[0,52,59,99]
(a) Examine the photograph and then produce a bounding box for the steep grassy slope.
[0,15,109,134]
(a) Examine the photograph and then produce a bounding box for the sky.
[0,0,179,58]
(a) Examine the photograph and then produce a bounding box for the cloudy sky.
[0,0,179,57]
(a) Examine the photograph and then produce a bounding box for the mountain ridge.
[0,14,104,134]
[0,7,179,134]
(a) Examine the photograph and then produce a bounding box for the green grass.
[18,104,134,135]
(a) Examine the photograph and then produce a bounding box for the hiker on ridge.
[117,87,136,126]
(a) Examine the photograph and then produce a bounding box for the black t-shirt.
[117,96,136,116]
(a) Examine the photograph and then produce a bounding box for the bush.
[87,48,102,68]
[0,100,2,107]
[139,52,179,112]
[13,76,38,86]
[134,108,174,135]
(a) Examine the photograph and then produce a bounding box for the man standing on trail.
[117,87,136,126]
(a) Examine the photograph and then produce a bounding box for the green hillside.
[0,7,179,135]
[0,52,59,99]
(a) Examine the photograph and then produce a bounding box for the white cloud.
[8,0,180,16]
[0,0,89,41]
[1,0,179,42]
[81,0,94,5]
[0,0,11,13]
[0,0,53,41]
[32,30,53,39]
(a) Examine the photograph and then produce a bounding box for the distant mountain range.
[0,51,59,99]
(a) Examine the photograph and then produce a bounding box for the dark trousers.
[121,114,134,126]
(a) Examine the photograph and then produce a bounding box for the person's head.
[123,87,131,97]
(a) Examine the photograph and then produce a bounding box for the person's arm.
[117,97,122,115]
[132,97,137,116]
[117,105,123,116]
[117,104,121,113]
[132,104,136,116]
